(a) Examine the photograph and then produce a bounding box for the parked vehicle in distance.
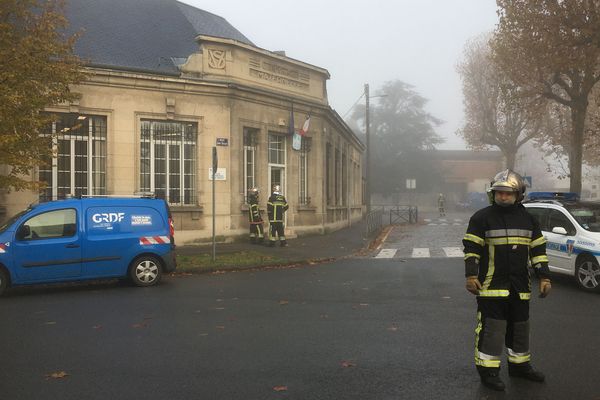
[523,192,600,293]
[0,196,176,296]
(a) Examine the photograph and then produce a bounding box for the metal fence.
[389,205,418,224]
[365,205,419,237]
[365,207,384,237]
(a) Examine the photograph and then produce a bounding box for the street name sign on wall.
[216,138,229,146]
[208,168,226,180]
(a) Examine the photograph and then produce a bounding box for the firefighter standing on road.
[247,188,264,244]
[438,193,446,217]
[463,169,551,391]
[267,185,289,247]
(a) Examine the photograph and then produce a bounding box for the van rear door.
[12,207,82,282]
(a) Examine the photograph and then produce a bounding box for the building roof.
[64,0,253,75]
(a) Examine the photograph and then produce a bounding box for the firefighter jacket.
[267,194,288,222]
[463,203,550,300]
[248,202,263,224]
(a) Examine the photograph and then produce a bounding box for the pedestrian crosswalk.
[374,246,464,259]
[423,218,468,226]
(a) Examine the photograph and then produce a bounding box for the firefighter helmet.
[247,187,259,202]
[487,169,526,203]
[272,185,281,194]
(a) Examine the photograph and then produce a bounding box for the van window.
[20,209,77,240]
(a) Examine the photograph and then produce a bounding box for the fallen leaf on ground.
[131,323,148,329]
[279,300,289,305]
[341,360,356,368]
[215,325,225,330]
[387,326,398,331]
[45,371,69,379]
[45,321,57,325]
[92,325,103,330]
[273,386,288,392]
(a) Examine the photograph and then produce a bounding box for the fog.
[183,0,499,149]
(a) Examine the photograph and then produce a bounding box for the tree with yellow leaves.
[492,0,600,193]
[0,0,84,191]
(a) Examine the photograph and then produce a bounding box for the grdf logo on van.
[92,212,125,224]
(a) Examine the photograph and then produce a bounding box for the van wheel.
[575,255,600,293]
[0,268,8,296]
[130,256,162,287]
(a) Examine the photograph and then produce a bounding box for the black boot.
[508,364,545,382]
[478,368,505,391]
[280,240,288,247]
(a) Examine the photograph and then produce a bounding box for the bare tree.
[457,34,546,169]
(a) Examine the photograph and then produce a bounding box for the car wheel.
[0,268,8,296]
[575,255,600,293]
[129,256,162,287]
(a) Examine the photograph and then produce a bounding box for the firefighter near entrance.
[267,185,289,247]
[463,169,551,392]
[247,188,264,244]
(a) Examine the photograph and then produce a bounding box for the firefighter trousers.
[474,293,532,374]
[269,221,286,245]
[249,223,264,242]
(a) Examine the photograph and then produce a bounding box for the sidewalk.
[177,219,373,268]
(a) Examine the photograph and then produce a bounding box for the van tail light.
[169,217,175,238]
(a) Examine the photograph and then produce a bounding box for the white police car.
[523,192,600,293]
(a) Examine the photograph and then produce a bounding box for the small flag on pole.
[299,115,310,136]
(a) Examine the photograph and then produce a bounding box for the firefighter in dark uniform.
[438,193,446,217]
[247,188,264,244]
[267,185,289,247]
[463,169,551,391]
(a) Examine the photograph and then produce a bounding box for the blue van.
[0,197,176,295]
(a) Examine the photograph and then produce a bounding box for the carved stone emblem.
[208,49,226,69]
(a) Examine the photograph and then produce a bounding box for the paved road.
[1,255,598,399]
[373,211,472,259]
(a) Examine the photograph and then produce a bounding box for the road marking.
[428,223,437,226]
[424,218,431,222]
[453,223,462,226]
[439,219,447,222]
[454,219,463,222]
[440,223,448,226]
[443,247,464,258]
[412,248,430,258]
[375,249,397,258]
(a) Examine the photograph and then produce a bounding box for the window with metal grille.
[299,138,311,205]
[243,127,258,202]
[140,120,197,206]
[39,114,107,202]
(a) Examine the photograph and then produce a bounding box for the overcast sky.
[183,0,499,149]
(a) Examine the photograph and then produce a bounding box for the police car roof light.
[527,191,579,201]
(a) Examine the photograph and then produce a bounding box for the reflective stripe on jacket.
[463,203,550,299]
[267,194,288,222]
[248,203,262,224]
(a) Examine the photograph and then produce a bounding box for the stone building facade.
[0,0,364,243]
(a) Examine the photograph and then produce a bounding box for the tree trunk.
[504,147,516,170]
[569,105,586,194]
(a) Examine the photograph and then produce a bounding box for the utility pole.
[365,83,371,215]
